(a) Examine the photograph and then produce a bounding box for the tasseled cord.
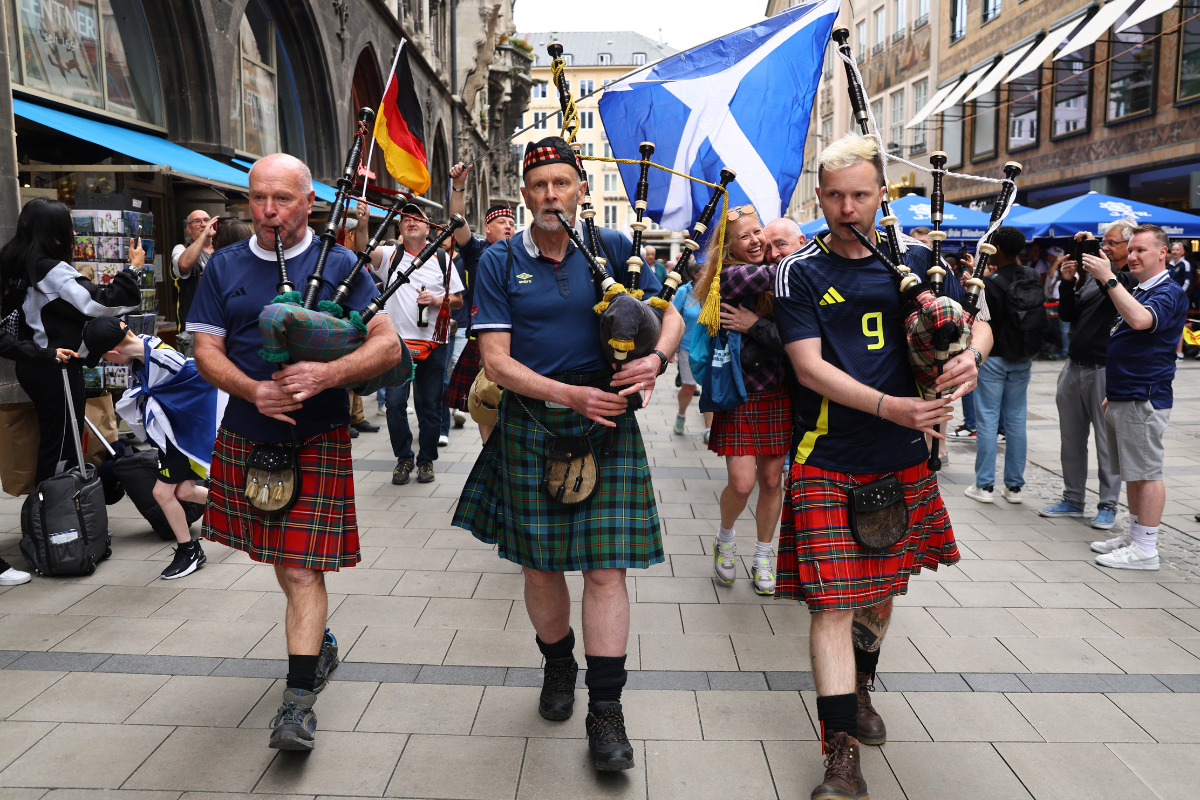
[433,240,454,344]
[696,192,730,335]
[592,282,628,315]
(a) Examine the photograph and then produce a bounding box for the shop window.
[1108,11,1158,122]
[950,0,967,42]
[1052,45,1090,138]
[1007,71,1039,150]
[889,89,904,155]
[971,89,998,160]
[1179,2,1200,102]
[10,0,163,127]
[942,103,964,168]
[911,80,928,154]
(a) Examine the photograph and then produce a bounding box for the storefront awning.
[965,41,1038,101]
[13,98,337,201]
[1054,0,1138,60]
[930,69,987,116]
[906,81,960,130]
[1117,0,1179,33]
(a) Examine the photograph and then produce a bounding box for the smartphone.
[1078,239,1101,260]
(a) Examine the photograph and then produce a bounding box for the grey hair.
[1102,218,1137,242]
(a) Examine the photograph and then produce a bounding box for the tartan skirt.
[202,426,361,571]
[709,386,792,457]
[452,371,664,572]
[776,461,958,611]
[443,339,481,411]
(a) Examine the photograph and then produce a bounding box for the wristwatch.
[966,346,983,369]
[652,349,669,376]
[1105,277,1119,290]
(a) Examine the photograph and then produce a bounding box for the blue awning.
[13,98,337,202]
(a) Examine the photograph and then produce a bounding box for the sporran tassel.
[272,478,285,501]
[245,472,259,498]
[257,484,271,504]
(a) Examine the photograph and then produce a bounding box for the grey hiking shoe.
[269,688,317,751]
[313,629,339,693]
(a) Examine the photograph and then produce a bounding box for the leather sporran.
[846,475,908,552]
[541,434,598,505]
[243,441,301,514]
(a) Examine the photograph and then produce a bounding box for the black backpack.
[989,267,1048,361]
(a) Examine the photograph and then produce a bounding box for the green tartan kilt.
[452,371,664,572]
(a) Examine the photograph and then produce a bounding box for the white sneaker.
[965,485,994,504]
[1090,532,1132,554]
[751,557,776,595]
[712,538,737,585]
[999,485,1022,504]
[1095,543,1160,571]
[437,435,450,447]
[0,567,32,586]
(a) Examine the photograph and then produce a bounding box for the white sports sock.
[754,540,772,561]
[718,526,736,543]
[1129,513,1139,526]
[1129,524,1158,556]
[676,412,686,419]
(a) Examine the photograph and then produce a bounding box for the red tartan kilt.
[708,387,792,457]
[202,426,360,571]
[443,339,481,411]
[776,461,958,610]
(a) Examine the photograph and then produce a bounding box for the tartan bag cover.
[452,371,665,572]
[775,461,958,610]
[904,292,968,399]
[443,338,482,411]
[257,301,411,395]
[202,426,360,571]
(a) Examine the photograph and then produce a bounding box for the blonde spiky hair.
[817,133,886,188]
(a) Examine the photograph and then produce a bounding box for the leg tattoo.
[851,598,894,654]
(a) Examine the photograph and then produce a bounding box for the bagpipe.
[544,42,735,403]
[830,26,1022,470]
[256,107,419,396]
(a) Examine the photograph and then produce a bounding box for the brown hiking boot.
[855,672,886,746]
[810,731,869,800]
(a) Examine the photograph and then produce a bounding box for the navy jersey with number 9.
[773,232,987,474]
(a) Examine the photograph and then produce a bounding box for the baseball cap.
[400,202,428,221]
[81,316,130,367]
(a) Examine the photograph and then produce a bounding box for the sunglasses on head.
[726,205,756,222]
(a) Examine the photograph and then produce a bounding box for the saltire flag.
[374,41,430,195]
[598,0,838,232]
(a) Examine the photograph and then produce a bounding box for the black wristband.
[652,349,669,375]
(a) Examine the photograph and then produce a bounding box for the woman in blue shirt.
[671,264,713,440]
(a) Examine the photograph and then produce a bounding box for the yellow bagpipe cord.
[576,154,729,333]
[550,58,580,143]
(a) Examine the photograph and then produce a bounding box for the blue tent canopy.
[13,99,338,202]
[796,195,998,241]
[800,216,829,237]
[1006,192,1200,239]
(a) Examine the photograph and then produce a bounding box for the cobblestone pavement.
[2,360,1200,800]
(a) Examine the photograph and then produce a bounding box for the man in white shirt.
[172,209,217,355]
[369,204,464,485]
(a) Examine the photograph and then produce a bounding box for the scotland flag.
[598,0,838,232]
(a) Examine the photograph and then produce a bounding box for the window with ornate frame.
[7,0,164,128]
[1107,9,1158,123]
[1179,1,1200,103]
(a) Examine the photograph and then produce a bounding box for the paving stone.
[358,682,483,735]
[0,723,173,789]
[997,742,1158,799]
[1109,743,1200,798]
[1087,637,1200,674]
[331,662,419,683]
[343,627,453,665]
[91,654,222,676]
[765,740,906,799]
[1154,673,1200,692]
[764,671,816,691]
[1001,637,1122,673]
[1007,693,1154,742]
[415,665,507,685]
[883,741,1034,799]
[469,685,582,739]
[1108,693,1200,742]
[209,658,287,679]
[695,690,806,739]
[639,634,737,671]
[0,651,22,669]
[909,636,1029,673]
[124,727,276,792]
[10,672,168,724]
[646,740,773,800]
[0,614,92,652]
[705,671,767,691]
[386,734,524,799]
[876,672,971,692]
[0,671,65,718]
[257,731,407,796]
[962,673,1030,692]
[126,675,273,727]
[516,737,646,800]
[906,692,1041,741]
[0,722,55,772]
[52,617,182,655]
[623,671,710,691]
[7,652,109,673]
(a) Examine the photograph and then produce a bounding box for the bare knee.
[523,567,566,591]
[152,480,175,504]
[582,568,627,591]
[276,566,324,592]
[810,609,854,632]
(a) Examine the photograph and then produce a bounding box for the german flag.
[374,43,430,195]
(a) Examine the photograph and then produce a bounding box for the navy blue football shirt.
[774,231,984,474]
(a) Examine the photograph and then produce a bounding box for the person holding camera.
[1038,221,1137,530]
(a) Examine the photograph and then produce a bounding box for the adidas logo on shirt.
[231,287,247,299]
[819,287,845,305]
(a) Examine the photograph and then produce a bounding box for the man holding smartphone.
[1038,221,1137,531]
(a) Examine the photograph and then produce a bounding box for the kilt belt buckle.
[513,395,601,505]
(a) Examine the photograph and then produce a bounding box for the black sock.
[816,692,858,742]
[854,647,880,678]
[536,628,576,662]
[584,653,627,706]
[287,654,320,692]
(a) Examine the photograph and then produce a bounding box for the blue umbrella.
[1007,192,1200,239]
[800,216,828,237]
[874,194,998,240]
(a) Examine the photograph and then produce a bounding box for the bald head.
[248,153,316,250]
[764,217,805,264]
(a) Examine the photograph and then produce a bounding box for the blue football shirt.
[773,232,977,474]
[1106,270,1188,409]
[471,224,662,376]
[186,230,383,443]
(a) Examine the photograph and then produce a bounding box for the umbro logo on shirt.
[819,287,845,305]
[516,272,533,284]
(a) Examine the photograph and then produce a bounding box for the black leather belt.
[1072,359,1105,369]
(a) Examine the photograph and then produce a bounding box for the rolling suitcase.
[19,366,112,576]
[84,416,206,542]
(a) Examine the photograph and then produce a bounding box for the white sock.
[1129,513,1139,527]
[676,412,686,419]
[1129,524,1158,556]
[718,525,736,543]
[754,540,772,561]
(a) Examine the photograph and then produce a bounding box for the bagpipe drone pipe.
[831,25,1022,469]
[255,107,413,396]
